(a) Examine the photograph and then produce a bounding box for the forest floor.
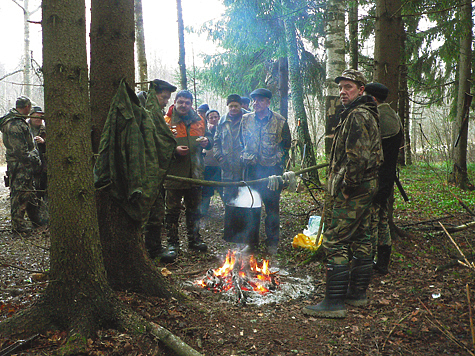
[1,163,475,355]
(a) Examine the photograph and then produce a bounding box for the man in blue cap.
[239,88,291,255]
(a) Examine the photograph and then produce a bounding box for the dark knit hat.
[150,79,177,93]
[206,109,220,118]
[197,103,210,112]
[335,69,367,86]
[16,96,31,108]
[227,94,242,105]
[365,82,389,102]
[250,88,272,100]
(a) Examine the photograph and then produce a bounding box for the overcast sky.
[0,0,225,73]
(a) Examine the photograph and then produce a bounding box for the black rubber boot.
[162,215,179,263]
[144,226,163,260]
[374,245,392,275]
[187,212,207,251]
[302,264,349,319]
[346,257,373,307]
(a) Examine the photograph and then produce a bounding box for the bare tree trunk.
[348,0,358,70]
[176,0,187,90]
[278,57,289,119]
[452,0,473,189]
[281,0,319,183]
[90,0,173,296]
[135,0,148,91]
[324,0,346,157]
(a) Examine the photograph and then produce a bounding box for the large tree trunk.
[281,0,319,183]
[348,0,358,70]
[323,0,346,157]
[176,0,187,90]
[0,0,122,346]
[373,0,403,109]
[90,0,172,297]
[451,0,473,189]
[135,0,148,92]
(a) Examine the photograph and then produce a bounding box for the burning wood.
[196,250,280,302]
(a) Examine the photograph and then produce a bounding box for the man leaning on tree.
[302,69,383,319]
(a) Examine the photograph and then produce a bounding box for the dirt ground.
[1,178,475,355]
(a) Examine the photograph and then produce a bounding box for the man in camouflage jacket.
[303,69,383,319]
[0,96,45,232]
[162,90,213,258]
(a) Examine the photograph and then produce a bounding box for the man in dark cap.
[197,103,210,121]
[239,88,291,255]
[28,106,47,200]
[141,79,178,261]
[200,109,223,217]
[214,94,245,205]
[241,97,251,112]
[0,96,46,232]
[365,82,403,275]
[162,90,213,260]
[302,69,383,319]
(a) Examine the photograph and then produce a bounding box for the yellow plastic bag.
[292,233,323,251]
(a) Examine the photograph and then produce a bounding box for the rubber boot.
[187,212,208,251]
[162,215,179,263]
[346,257,373,307]
[302,264,349,319]
[144,225,163,260]
[374,245,392,275]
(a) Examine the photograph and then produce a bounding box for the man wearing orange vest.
[162,90,213,261]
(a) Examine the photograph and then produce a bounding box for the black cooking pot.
[223,204,261,244]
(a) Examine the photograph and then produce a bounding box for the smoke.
[228,186,262,208]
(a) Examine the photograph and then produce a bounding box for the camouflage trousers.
[323,179,378,265]
[8,162,43,229]
[147,187,166,229]
[370,200,392,252]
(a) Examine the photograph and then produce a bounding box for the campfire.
[195,250,279,302]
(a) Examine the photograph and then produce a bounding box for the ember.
[195,250,279,301]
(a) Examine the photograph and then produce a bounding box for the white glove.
[282,171,297,191]
[267,175,281,191]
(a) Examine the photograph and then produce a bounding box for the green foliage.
[394,162,475,219]
[195,0,325,98]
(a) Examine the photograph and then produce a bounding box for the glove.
[267,175,282,191]
[282,171,297,192]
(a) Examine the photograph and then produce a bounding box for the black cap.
[365,82,389,102]
[150,79,177,93]
[241,97,251,105]
[250,88,272,100]
[30,106,44,114]
[16,96,31,108]
[227,94,242,105]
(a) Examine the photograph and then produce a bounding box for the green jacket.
[94,80,176,222]
[327,95,383,197]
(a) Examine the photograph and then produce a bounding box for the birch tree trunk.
[176,0,188,90]
[135,0,148,91]
[452,0,473,189]
[324,0,346,157]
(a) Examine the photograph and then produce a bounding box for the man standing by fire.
[240,88,291,255]
[302,69,383,319]
[162,90,213,260]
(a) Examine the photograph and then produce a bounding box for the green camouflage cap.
[335,69,367,86]
[30,106,44,114]
[16,95,31,108]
